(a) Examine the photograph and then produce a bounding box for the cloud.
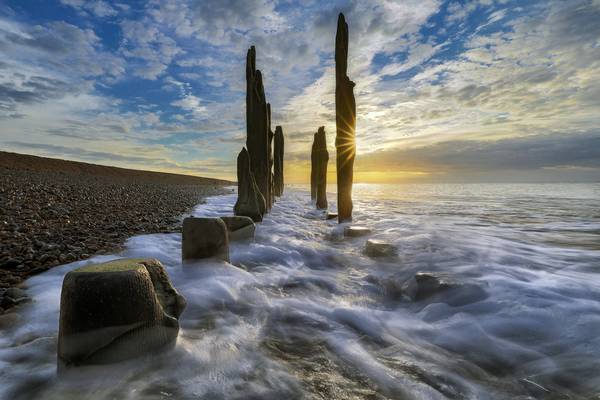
[171,94,208,119]
[60,0,118,18]
[357,131,600,174]
[1,0,599,182]
[119,19,183,80]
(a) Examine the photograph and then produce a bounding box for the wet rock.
[182,217,229,262]
[220,216,255,241]
[326,212,338,220]
[58,258,186,368]
[335,13,356,223]
[1,259,21,270]
[344,226,371,237]
[234,147,266,222]
[314,126,329,210]
[5,287,27,300]
[273,126,285,197]
[406,272,489,307]
[245,46,271,212]
[365,239,397,257]
[0,312,20,329]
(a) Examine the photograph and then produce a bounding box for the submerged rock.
[58,258,186,368]
[335,13,356,223]
[405,272,489,307]
[365,239,397,257]
[344,226,371,237]
[182,217,229,262]
[234,147,266,222]
[220,216,256,241]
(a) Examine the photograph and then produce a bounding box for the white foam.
[1,183,599,398]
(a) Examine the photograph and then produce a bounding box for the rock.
[234,147,266,222]
[273,126,285,197]
[58,258,186,368]
[365,239,397,257]
[220,216,256,241]
[314,126,329,210]
[406,272,489,306]
[245,46,271,212]
[5,287,27,300]
[326,212,338,220]
[344,226,371,237]
[335,13,356,223]
[0,312,21,329]
[182,217,229,262]
[1,258,21,270]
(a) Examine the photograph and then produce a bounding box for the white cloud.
[171,94,208,119]
[60,0,118,18]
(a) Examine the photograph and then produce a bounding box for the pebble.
[0,163,229,314]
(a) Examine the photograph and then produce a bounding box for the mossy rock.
[58,258,186,369]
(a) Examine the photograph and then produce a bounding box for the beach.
[0,151,232,313]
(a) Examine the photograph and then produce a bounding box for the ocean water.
[1,183,599,399]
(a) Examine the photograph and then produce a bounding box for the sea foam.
[1,184,599,399]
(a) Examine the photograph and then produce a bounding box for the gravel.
[0,152,232,313]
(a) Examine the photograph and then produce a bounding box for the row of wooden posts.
[235,13,356,223]
[56,12,358,371]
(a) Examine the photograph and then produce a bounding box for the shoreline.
[0,151,233,314]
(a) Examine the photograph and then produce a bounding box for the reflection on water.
[1,183,599,399]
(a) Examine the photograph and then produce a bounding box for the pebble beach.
[0,151,231,313]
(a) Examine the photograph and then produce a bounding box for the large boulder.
[335,13,356,223]
[58,258,186,368]
[182,217,229,262]
[234,147,266,222]
[220,216,256,241]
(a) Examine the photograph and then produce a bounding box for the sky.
[0,0,599,183]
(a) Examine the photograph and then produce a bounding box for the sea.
[1,183,599,399]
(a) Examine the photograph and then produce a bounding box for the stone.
[245,46,271,213]
[182,217,229,262]
[344,226,371,237]
[58,258,186,368]
[273,126,285,197]
[314,126,329,210]
[219,216,256,241]
[405,272,489,306]
[1,258,21,270]
[365,239,397,257]
[234,147,266,222]
[5,287,27,300]
[326,212,338,220]
[335,13,356,223]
